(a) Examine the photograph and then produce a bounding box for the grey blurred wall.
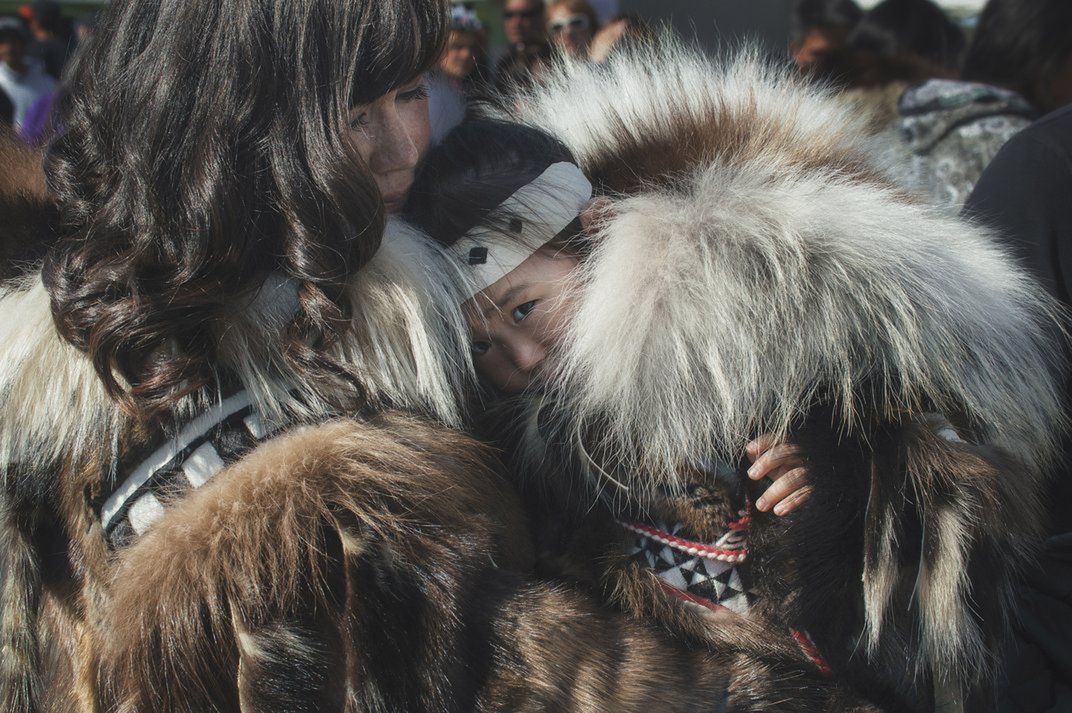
[618,0,794,56]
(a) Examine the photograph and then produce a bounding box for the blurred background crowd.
[1,2,1071,709]
[3,0,1071,217]
[425,0,1072,214]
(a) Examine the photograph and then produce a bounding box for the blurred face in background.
[547,5,594,59]
[791,27,847,69]
[347,76,432,213]
[0,33,26,70]
[504,0,545,45]
[441,29,479,80]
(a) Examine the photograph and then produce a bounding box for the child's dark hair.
[405,119,583,252]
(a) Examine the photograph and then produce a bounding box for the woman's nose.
[367,109,420,176]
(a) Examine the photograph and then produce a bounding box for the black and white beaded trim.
[99,391,287,549]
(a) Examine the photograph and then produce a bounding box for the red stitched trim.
[727,498,753,530]
[791,628,833,677]
[656,579,731,614]
[727,513,751,530]
[619,520,748,562]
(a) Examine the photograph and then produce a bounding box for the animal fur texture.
[0,169,881,709]
[502,40,1065,703]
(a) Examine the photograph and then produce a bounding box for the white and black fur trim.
[0,219,474,483]
[507,40,1066,689]
[510,41,1064,483]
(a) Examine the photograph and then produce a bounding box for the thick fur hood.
[512,43,1065,491]
[0,220,472,481]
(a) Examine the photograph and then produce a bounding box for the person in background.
[848,0,963,72]
[0,17,54,133]
[494,0,551,91]
[588,13,653,63]
[439,5,487,95]
[963,104,1072,713]
[72,12,96,44]
[0,85,13,126]
[806,0,963,134]
[789,0,862,70]
[961,0,1072,117]
[893,0,1072,211]
[22,0,72,81]
[546,0,598,60]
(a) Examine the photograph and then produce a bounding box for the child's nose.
[511,336,546,374]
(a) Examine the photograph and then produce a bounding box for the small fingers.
[747,442,803,480]
[745,433,777,462]
[772,484,813,516]
[755,466,809,512]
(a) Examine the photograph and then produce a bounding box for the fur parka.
[492,41,1068,710]
[0,128,882,711]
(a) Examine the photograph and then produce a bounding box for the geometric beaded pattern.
[621,511,752,615]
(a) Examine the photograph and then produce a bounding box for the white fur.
[511,41,1065,685]
[512,42,1064,488]
[0,223,473,479]
[0,276,123,478]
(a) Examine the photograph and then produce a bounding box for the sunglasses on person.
[548,14,590,34]
[504,8,542,20]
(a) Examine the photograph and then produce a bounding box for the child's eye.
[512,301,536,322]
[471,340,491,356]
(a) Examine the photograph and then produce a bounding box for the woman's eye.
[399,83,429,102]
[512,301,536,322]
[349,112,369,130]
[471,341,491,356]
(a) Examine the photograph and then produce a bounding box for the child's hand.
[745,434,812,516]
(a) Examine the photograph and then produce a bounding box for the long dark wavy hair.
[42,0,448,418]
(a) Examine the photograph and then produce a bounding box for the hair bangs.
[350,0,449,104]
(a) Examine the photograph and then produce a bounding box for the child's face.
[463,246,579,394]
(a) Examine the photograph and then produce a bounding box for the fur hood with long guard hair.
[510,41,1065,490]
[501,40,1067,702]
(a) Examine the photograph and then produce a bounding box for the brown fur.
[8,409,888,711]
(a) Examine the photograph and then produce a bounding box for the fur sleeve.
[97,414,527,710]
[97,415,890,712]
[747,414,1041,702]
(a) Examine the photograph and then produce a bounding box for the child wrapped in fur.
[404,42,1066,711]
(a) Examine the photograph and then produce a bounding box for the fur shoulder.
[513,42,1065,489]
[0,221,473,479]
[0,275,122,480]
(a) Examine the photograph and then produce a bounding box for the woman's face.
[464,246,579,394]
[348,76,432,213]
[547,6,593,59]
[441,30,479,80]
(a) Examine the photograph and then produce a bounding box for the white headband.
[447,162,592,295]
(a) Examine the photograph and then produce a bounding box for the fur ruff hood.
[510,43,1066,492]
[0,219,473,484]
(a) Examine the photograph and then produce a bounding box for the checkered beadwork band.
[99,391,289,549]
